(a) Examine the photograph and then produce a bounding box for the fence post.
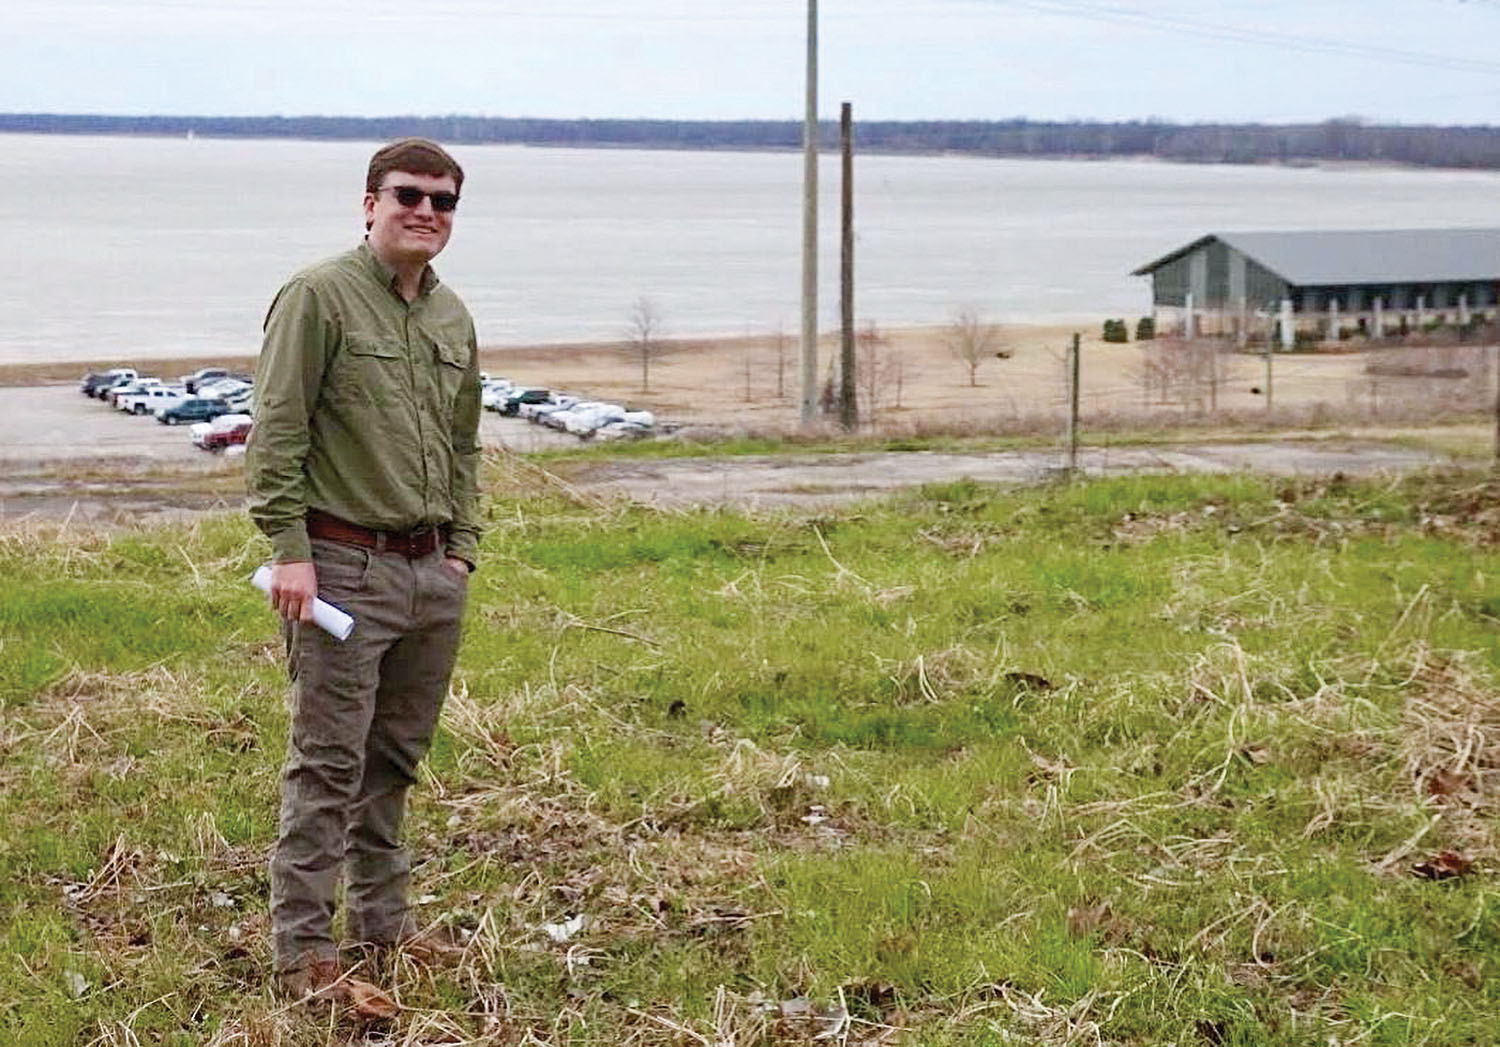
[1067,332,1081,475]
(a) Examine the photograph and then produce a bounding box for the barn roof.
[1132,228,1500,286]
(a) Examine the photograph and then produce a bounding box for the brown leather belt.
[307,509,445,558]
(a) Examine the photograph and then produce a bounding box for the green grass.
[3,466,1500,1044]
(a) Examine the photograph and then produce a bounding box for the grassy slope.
[2,462,1499,1045]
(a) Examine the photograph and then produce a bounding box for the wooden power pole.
[800,0,819,425]
[1066,332,1081,474]
[839,102,856,432]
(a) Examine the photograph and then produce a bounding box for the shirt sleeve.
[246,278,338,563]
[444,314,483,569]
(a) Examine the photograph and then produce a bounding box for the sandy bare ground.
[475,323,1399,431]
[0,322,1402,432]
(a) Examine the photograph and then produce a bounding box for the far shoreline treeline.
[7,113,1500,170]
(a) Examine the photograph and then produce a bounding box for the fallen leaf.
[1239,745,1272,766]
[1066,902,1112,938]
[1426,768,1472,799]
[349,980,399,1021]
[1004,671,1052,690]
[842,981,897,1009]
[1412,851,1474,881]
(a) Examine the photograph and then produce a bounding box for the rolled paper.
[251,565,356,641]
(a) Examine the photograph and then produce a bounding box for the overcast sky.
[8,0,1500,125]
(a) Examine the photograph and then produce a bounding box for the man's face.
[363,169,458,267]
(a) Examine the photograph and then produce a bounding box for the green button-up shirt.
[247,242,482,567]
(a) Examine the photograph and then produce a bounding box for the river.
[7,133,1500,363]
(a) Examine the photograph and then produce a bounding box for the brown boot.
[277,956,399,1020]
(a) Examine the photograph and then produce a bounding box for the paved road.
[570,442,1449,508]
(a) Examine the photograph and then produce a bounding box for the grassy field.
[3,456,1500,1045]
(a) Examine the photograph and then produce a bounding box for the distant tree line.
[8,113,1500,169]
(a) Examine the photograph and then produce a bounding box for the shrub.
[1102,318,1129,343]
[1134,316,1155,341]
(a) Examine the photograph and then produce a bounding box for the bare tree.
[946,309,1006,387]
[771,323,791,399]
[857,321,887,417]
[624,296,664,392]
[1135,339,1221,414]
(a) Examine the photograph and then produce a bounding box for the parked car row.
[78,365,256,450]
[481,376,655,441]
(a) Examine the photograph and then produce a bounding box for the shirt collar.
[358,240,441,299]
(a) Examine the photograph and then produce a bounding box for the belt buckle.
[403,526,435,557]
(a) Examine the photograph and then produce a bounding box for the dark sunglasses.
[376,185,460,212]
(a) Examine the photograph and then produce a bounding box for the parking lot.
[0,385,578,469]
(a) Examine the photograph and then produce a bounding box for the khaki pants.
[270,537,467,971]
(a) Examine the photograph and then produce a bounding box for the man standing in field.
[247,137,482,1009]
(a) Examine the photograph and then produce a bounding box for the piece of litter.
[64,971,89,998]
[804,774,831,790]
[541,914,587,942]
[209,891,235,909]
[416,893,439,905]
[801,805,829,826]
[446,814,463,829]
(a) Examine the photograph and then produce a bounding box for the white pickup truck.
[118,384,188,416]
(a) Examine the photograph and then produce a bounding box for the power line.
[970,0,1500,76]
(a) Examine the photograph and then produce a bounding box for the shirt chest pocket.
[432,341,468,413]
[330,334,406,407]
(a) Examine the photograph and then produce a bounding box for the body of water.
[8,133,1500,364]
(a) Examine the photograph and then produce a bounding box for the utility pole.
[800,0,819,425]
[839,102,856,432]
[1493,342,1500,469]
[1066,332,1081,474]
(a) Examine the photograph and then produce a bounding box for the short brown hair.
[366,138,465,195]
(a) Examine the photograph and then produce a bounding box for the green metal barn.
[1133,228,1500,346]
